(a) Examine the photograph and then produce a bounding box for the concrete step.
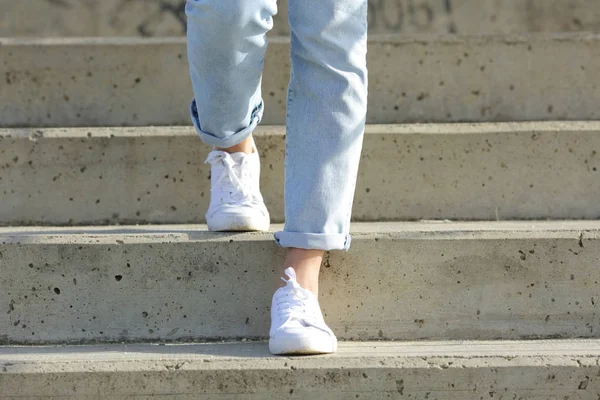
[1,339,599,398]
[3,34,600,127]
[1,123,599,226]
[2,0,600,37]
[1,221,599,344]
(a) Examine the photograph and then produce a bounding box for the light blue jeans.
[185,0,368,251]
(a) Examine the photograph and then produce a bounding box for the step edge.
[2,339,600,373]
[0,221,599,245]
[3,121,600,140]
[3,32,600,46]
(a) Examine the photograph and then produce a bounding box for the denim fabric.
[186,0,368,251]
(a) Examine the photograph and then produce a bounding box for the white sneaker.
[204,147,270,232]
[269,267,338,355]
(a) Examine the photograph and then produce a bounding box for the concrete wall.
[1,0,600,37]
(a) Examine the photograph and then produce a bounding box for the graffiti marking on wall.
[368,0,456,33]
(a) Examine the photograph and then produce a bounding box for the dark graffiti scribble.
[160,0,187,29]
[137,1,187,36]
[46,0,71,8]
[106,0,454,36]
[111,0,187,37]
[444,0,452,13]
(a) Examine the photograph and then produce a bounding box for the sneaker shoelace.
[205,151,254,203]
[275,267,332,335]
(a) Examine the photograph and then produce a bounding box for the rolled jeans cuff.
[274,230,351,251]
[190,99,264,148]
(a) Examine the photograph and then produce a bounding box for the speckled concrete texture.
[0,221,599,344]
[1,340,599,398]
[3,35,600,127]
[0,122,598,225]
[2,0,600,37]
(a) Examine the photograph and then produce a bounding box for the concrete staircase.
[1,0,600,398]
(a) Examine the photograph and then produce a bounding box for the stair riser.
[1,227,598,343]
[1,358,598,399]
[2,0,600,37]
[3,35,600,127]
[1,123,599,225]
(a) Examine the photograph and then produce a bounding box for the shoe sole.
[207,214,270,232]
[268,336,338,355]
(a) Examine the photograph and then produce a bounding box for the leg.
[275,0,368,253]
[186,0,277,148]
[269,0,368,355]
[278,0,369,289]
[186,0,276,231]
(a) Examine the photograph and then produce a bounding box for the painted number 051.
[368,0,453,31]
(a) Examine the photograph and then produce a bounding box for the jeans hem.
[190,99,264,148]
[274,231,351,251]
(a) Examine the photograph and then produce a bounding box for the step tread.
[3,121,600,139]
[1,221,600,244]
[2,32,600,45]
[2,339,600,372]
[3,341,599,398]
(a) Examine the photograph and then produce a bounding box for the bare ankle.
[216,135,254,154]
[280,248,324,296]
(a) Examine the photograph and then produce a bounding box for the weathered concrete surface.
[1,122,599,225]
[3,35,600,127]
[0,221,599,344]
[1,340,599,398]
[2,0,600,37]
